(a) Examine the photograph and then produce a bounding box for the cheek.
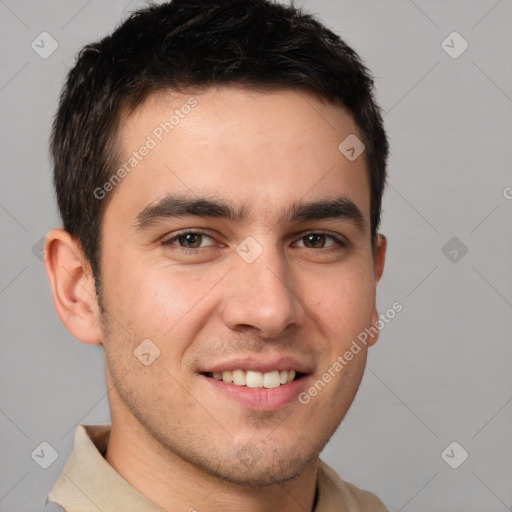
[307,263,375,337]
[135,268,218,330]
[109,265,222,371]
[100,263,219,381]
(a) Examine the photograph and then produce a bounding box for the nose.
[220,242,306,339]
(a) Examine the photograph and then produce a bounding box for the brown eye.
[303,234,326,248]
[161,231,216,249]
[177,233,202,248]
[296,233,342,249]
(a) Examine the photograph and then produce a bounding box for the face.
[97,86,385,486]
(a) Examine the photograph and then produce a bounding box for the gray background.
[1,0,511,510]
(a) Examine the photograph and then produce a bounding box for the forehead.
[107,86,370,226]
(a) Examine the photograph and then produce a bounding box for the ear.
[43,228,102,345]
[368,233,387,347]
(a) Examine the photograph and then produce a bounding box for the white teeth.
[209,369,299,388]
[232,369,246,386]
[263,371,281,389]
[246,370,263,388]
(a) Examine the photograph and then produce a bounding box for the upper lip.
[199,355,313,375]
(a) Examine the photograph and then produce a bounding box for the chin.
[199,448,316,487]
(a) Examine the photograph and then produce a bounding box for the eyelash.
[160,229,348,252]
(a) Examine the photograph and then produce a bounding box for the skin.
[45,86,386,512]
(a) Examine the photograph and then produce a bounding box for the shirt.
[48,425,388,512]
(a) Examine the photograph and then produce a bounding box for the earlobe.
[368,234,387,347]
[43,228,102,345]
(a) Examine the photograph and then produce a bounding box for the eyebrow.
[285,197,365,230]
[133,194,366,232]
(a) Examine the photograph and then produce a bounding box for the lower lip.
[201,374,309,411]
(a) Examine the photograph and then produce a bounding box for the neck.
[105,416,319,512]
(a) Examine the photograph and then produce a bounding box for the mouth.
[202,369,306,389]
[199,367,311,411]
[197,355,313,410]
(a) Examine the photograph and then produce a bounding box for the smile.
[204,369,301,388]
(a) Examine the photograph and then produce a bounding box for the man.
[44,0,389,510]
